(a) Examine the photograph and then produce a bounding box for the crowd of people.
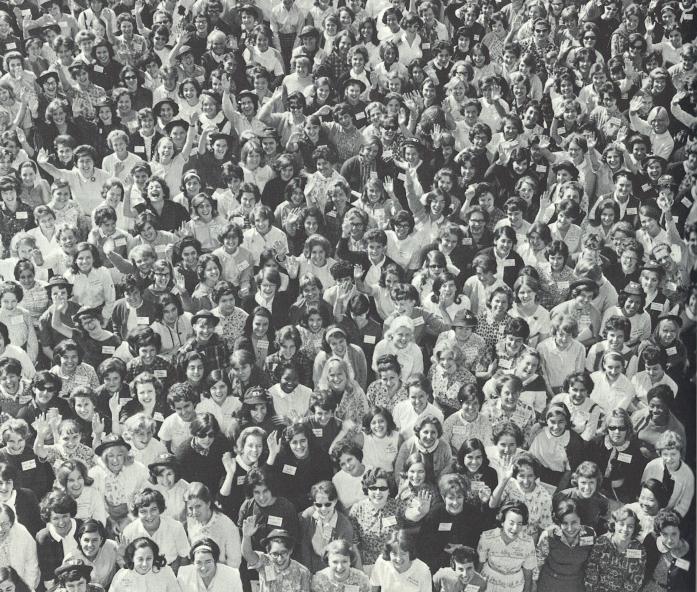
[0,0,694,590]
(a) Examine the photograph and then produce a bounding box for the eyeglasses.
[198,430,216,438]
[428,264,444,269]
[534,28,549,33]
[382,126,398,131]
[123,75,137,80]
[368,486,389,491]
[584,35,597,40]
[607,426,628,432]
[349,222,364,228]
[37,385,56,392]
[314,502,333,508]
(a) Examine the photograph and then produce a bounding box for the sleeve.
[536,529,551,569]
[674,468,695,517]
[19,528,40,590]
[583,538,602,589]
[173,521,191,559]
[225,519,242,568]
[100,268,117,319]
[522,539,538,570]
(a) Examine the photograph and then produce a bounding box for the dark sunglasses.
[607,426,628,432]
[368,485,389,491]
[314,502,333,508]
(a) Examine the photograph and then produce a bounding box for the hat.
[183,170,201,183]
[164,119,190,135]
[261,528,294,548]
[259,127,277,139]
[209,132,233,145]
[622,281,643,296]
[657,313,682,328]
[299,25,320,38]
[237,3,261,20]
[643,154,667,169]
[148,453,179,472]
[72,304,102,322]
[153,98,179,118]
[192,310,220,325]
[341,77,366,93]
[37,71,59,86]
[237,89,259,106]
[54,558,92,580]
[325,326,348,340]
[243,386,269,405]
[68,59,88,71]
[657,174,675,188]
[552,160,579,178]
[642,261,664,274]
[402,138,423,151]
[569,278,599,297]
[650,67,669,79]
[451,309,477,328]
[94,434,130,456]
[45,275,73,296]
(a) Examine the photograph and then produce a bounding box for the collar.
[604,435,630,451]
[47,519,76,542]
[313,509,338,527]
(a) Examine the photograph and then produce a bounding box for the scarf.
[311,510,337,557]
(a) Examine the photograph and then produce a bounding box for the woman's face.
[418,423,438,448]
[187,359,205,383]
[3,432,25,455]
[463,448,483,473]
[289,432,309,459]
[657,321,678,345]
[328,335,347,357]
[392,327,412,349]
[547,415,567,437]
[251,314,269,338]
[326,364,347,391]
[367,477,389,506]
[495,235,513,256]
[155,467,177,489]
[444,492,465,515]
[187,497,213,523]
[147,179,166,200]
[502,510,524,539]
[603,358,623,381]
[490,293,509,317]
[60,349,79,372]
[408,387,427,413]
[49,510,72,535]
[241,434,263,464]
[193,549,217,581]
[560,512,582,539]
[79,530,102,558]
[613,517,635,542]
[516,464,536,492]
[496,435,517,460]
[638,487,660,515]
[249,402,266,423]
[648,396,669,424]
[576,476,597,498]
[133,546,155,575]
[137,502,161,530]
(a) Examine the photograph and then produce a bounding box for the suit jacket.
[475,246,525,288]
[128,129,164,162]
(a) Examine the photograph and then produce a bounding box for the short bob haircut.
[310,480,338,502]
[381,529,417,561]
[39,489,78,523]
[132,487,166,514]
[654,430,683,453]
[123,537,167,571]
[362,406,397,435]
[571,460,603,488]
[492,421,524,446]
[607,505,639,537]
[331,440,363,466]
[54,459,94,489]
[652,508,682,537]
[496,500,529,525]
[53,339,84,365]
[245,466,278,497]
[189,537,221,563]
[361,467,392,496]
[413,415,443,439]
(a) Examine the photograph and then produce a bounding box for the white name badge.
[94,65,104,73]
[650,302,664,311]
[344,586,360,592]
[258,339,269,351]
[413,316,424,326]
[154,370,168,378]
[114,238,126,247]
[21,459,36,471]
[6,43,16,49]
[15,211,27,219]
[282,464,297,475]
[238,261,249,272]
[498,358,512,369]
[363,335,376,344]
[617,452,632,463]
[675,558,690,570]
[237,476,246,485]
[626,207,637,215]
[684,13,694,20]
[382,515,397,527]
[557,126,566,135]
[355,112,365,121]
[422,43,430,50]
[641,184,651,191]
[397,173,406,181]
[626,548,642,559]
[264,566,276,581]
[503,259,515,267]
[536,165,547,173]
[312,428,323,438]
[153,412,164,421]
[383,149,393,159]
[580,535,594,546]
[470,481,485,492]
[438,522,452,531]
[465,585,480,592]
[137,317,150,325]
[134,145,145,153]
[666,346,677,356]
[609,117,621,126]
[462,237,472,245]
[557,281,570,290]
[101,346,115,354]
[267,515,283,526]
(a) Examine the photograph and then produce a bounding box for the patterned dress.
[349,497,400,566]
[477,527,537,592]
[583,533,646,592]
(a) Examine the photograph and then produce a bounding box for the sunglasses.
[368,486,389,491]
[607,426,628,431]
[314,502,333,508]
[198,430,216,438]
[123,75,137,80]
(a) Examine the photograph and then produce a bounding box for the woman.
[394,416,452,482]
[366,354,408,410]
[642,509,694,592]
[637,316,688,385]
[588,408,647,505]
[476,285,515,353]
[631,385,686,460]
[0,418,52,497]
[134,174,190,233]
[173,413,227,497]
[297,480,355,574]
[151,295,193,363]
[583,506,645,592]
[64,242,115,323]
[625,479,669,542]
[35,490,80,590]
[348,468,399,570]
[510,275,551,348]
[478,226,525,287]
[110,537,179,592]
[0,463,41,539]
[0,567,33,592]
[70,519,119,589]
[0,503,39,590]
[13,260,49,328]
[418,473,490,573]
[266,422,333,513]
[184,482,241,568]
[536,498,596,592]
[315,356,370,428]
[189,253,223,312]
[177,537,244,591]
[540,240,576,309]
[241,268,290,329]
[551,278,602,347]
[121,488,189,570]
[50,340,100,399]
[477,501,536,592]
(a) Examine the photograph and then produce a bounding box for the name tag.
[267,515,283,526]
[453,425,467,435]
[626,207,637,215]
[470,480,485,492]
[579,314,591,325]
[153,412,165,421]
[326,211,336,218]
[397,173,406,182]
[154,370,168,378]
[237,261,249,272]
[641,184,651,192]
[101,346,115,354]
[422,43,430,50]
[675,558,690,570]
[344,586,360,592]
[626,548,642,559]
[155,244,167,253]
[363,335,376,344]
[536,165,547,173]
[312,428,323,438]
[684,13,694,20]
[383,149,393,159]
[355,112,365,121]
[264,566,276,581]
[258,339,269,351]
[503,259,515,267]
[617,452,632,463]
[134,145,145,153]
[498,358,512,369]
[114,238,126,247]
[438,522,452,531]
[650,302,663,311]
[473,34,480,40]
[75,376,89,386]
[6,43,15,49]
[461,237,472,245]
[557,281,570,290]
[666,346,677,356]
[21,459,36,470]
[382,515,397,527]
[580,535,594,546]
[282,464,297,475]
[465,586,480,592]
[609,117,621,126]
[557,126,566,135]
[15,211,28,219]
[94,65,104,73]
[413,316,424,326]
[237,476,246,485]
[665,282,677,291]
[137,317,150,324]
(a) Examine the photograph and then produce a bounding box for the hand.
[102,237,115,256]
[108,392,120,414]
[353,264,363,280]
[267,431,281,457]
[221,73,232,94]
[47,411,62,432]
[189,111,199,126]
[31,248,44,266]
[222,451,237,475]
[92,414,105,437]
[645,17,655,32]
[417,489,432,512]
[286,255,299,276]
[586,132,597,149]
[672,91,686,105]
[383,176,394,195]
[134,0,144,13]
[242,515,259,538]
[616,126,628,143]
[32,413,51,437]
[537,135,551,150]
[114,160,125,175]
[629,96,643,113]
[37,148,49,165]
[430,123,442,145]
[123,173,134,189]
[317,105,332,117]
[174,268,187,291]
